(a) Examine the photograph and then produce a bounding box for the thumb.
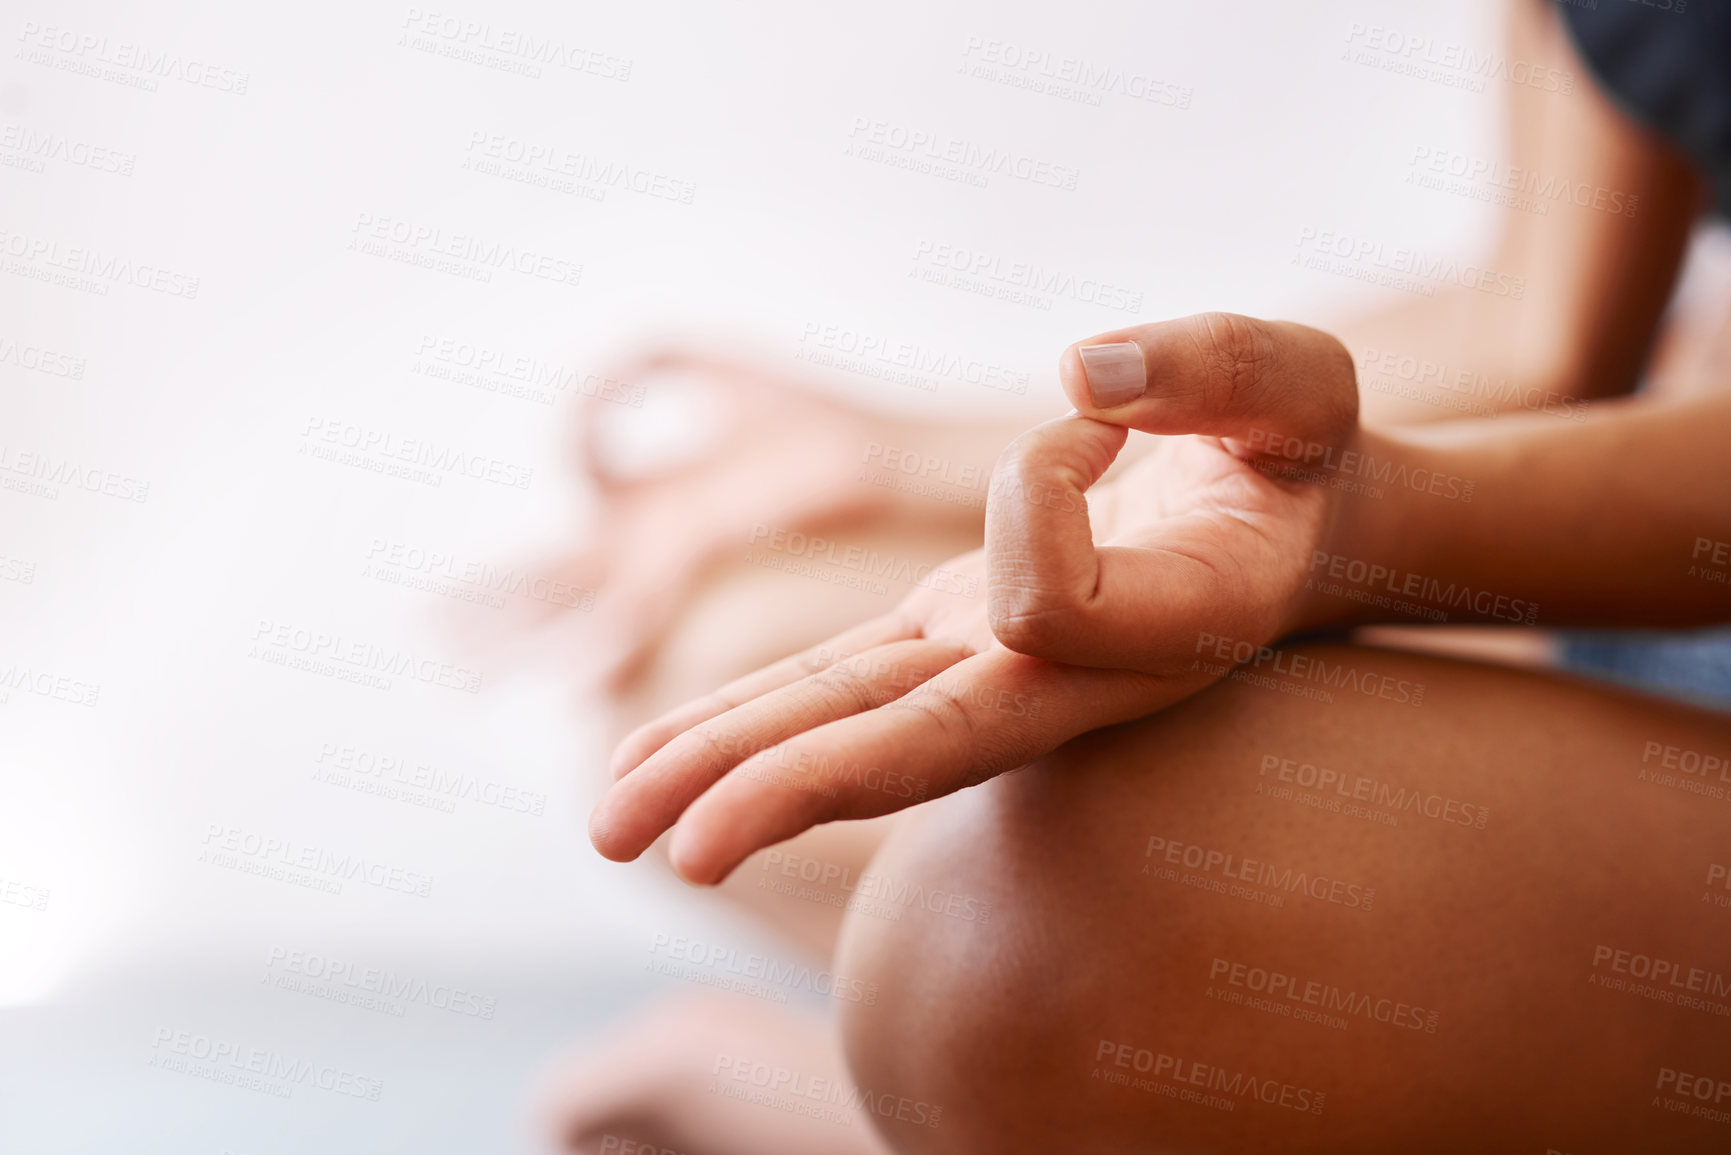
[985,414,1279,672]
[1060,312,1358,454]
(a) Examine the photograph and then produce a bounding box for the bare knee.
[834,646,1731,1153]
[836,781,1140,1154]
[833,737,1310,1154]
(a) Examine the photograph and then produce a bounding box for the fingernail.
[1078,342,1146,407]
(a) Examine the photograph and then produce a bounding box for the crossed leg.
[838,643,1731,1153]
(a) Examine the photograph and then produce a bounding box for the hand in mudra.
[589,313,1361,883]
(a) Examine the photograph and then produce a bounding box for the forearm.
[1311,392,1731,630]
[1331,0,1701,432]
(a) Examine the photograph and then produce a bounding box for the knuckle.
[888,681,980,747]
[987,597,1074,657]
[987,435,1086,519]
[992,425,1084,487]
[988,432,1051,495]
[887,681,1021,789]
[805,662,886,715]
[1187,311,1278,412]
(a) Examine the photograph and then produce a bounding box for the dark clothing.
[1557,0,1731,217]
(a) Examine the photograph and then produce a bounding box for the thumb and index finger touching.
[985,313,1357,668]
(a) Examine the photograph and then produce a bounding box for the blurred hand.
[589,313,1361,883]
[516,346,984,690]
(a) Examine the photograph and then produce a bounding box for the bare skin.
[1330,0,1702,426]
[537,992,894,1155]
[559,328,1731,1153]
[838,645,1731,1153]
[559,640,1731,1154]
[543,0,1728,1149]
[591,303,1731,885]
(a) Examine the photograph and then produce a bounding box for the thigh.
[837,644,1731,1154]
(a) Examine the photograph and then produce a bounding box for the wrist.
[1282,426,1418,635]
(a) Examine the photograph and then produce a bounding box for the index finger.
[665,650,1177,885]
[608,610,923,778]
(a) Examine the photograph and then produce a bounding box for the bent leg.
[611,519,974,958]
[837,645,1731,1153]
